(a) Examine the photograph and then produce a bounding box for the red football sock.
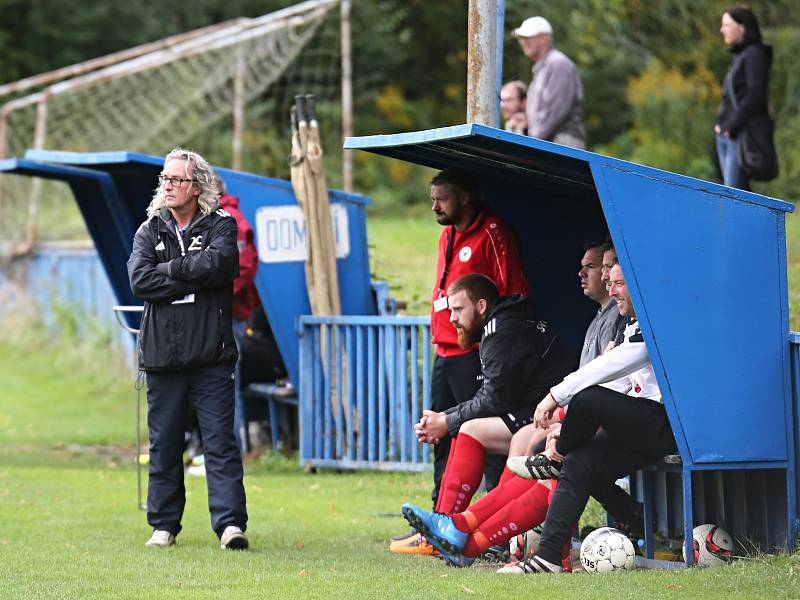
[468,475,537,524]
[450,509,479,533]
[451,474,533,532]
[436,433,486,515]
[462,481,550,556]
[497,465,516,487]
[434,440,460,512]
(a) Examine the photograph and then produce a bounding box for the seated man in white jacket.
[505,263,677,574]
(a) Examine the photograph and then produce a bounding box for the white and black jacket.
[127,205,239,372]
[551,319,661,406]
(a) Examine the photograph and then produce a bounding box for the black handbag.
[724,71,779,182]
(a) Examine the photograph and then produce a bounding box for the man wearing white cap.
[513,16,586,149]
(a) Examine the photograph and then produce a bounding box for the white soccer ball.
[509,528,541,561]
[683,524,734,567]
[580,527,636,573]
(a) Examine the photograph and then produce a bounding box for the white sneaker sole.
[220,533,249,550]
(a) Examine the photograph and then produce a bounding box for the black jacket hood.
[486,294,536,324]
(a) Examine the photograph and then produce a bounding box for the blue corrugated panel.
[298,315,431,472]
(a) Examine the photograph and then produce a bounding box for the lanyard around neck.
[174,224,187,257]
[438,226,455,292]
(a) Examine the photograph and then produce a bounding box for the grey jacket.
[526,47,586,145]
[579,299,623,367]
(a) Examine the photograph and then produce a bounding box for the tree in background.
[0,0,798,217]
[0,0,294,84]
[505,0,799,200]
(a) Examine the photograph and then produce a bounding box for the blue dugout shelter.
[344,123,799,560]
[0,149,376,387]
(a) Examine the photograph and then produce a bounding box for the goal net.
[0,0,343,249]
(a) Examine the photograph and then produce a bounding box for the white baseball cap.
[513,16,553,38]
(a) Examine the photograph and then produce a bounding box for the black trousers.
[429,352,505,507]
[146,364,248,537]
[536,386,676,564]
[528,437,644,531]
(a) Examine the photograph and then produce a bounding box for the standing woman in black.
[714,6,772,191]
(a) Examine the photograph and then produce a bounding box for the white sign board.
[255,204,350,263]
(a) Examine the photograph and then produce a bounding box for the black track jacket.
[127,205,240,372]
[443,295,577,435]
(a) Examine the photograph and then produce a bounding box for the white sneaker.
[220,525,249,550]
[497,555,563,574]
[145,530,175,547]
[506,454,562,480]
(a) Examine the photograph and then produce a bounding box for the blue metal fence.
[298,315,432,471]
[0,243,133,358]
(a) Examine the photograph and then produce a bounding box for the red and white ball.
[683,524,734,567]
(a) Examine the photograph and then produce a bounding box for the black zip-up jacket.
[717,40,773,138]
[127,205,240,372]
[443,295,577,435]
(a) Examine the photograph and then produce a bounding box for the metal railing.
[298,315,432,471]
[111,305,145,510]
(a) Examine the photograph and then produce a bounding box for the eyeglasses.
[158,175,197,187]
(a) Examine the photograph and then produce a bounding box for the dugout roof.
[0,149,375,386]
[345,123,795,470]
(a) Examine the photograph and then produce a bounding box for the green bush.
[598,59,720,181]
[756,25,800,202]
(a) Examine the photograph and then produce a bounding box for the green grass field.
[1,210,799,598]
[1,343,799,599]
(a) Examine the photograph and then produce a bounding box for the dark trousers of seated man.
[430,352,505,508]
[146,364,248,537]
[536,385,676,566]
[529,434,647,533]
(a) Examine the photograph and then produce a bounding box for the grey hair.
[501,80,527,100]
[146,148,219,219]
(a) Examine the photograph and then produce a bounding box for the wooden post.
[495,0,505,126]
[232,45,245,171]
[19,97,49,255]
[0,107,8,213]
[466,0,499,126]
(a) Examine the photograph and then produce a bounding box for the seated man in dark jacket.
[407,274,576,527]
[127,148,248,551]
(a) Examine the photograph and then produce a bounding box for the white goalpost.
[0,0,348,252]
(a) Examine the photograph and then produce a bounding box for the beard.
[456,322,482,349]
[434,211,454,225]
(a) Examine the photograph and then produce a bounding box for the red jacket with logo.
[431,210,531,357]
[220,193,261,321]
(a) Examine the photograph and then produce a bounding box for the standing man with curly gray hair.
[127,148,249,550]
